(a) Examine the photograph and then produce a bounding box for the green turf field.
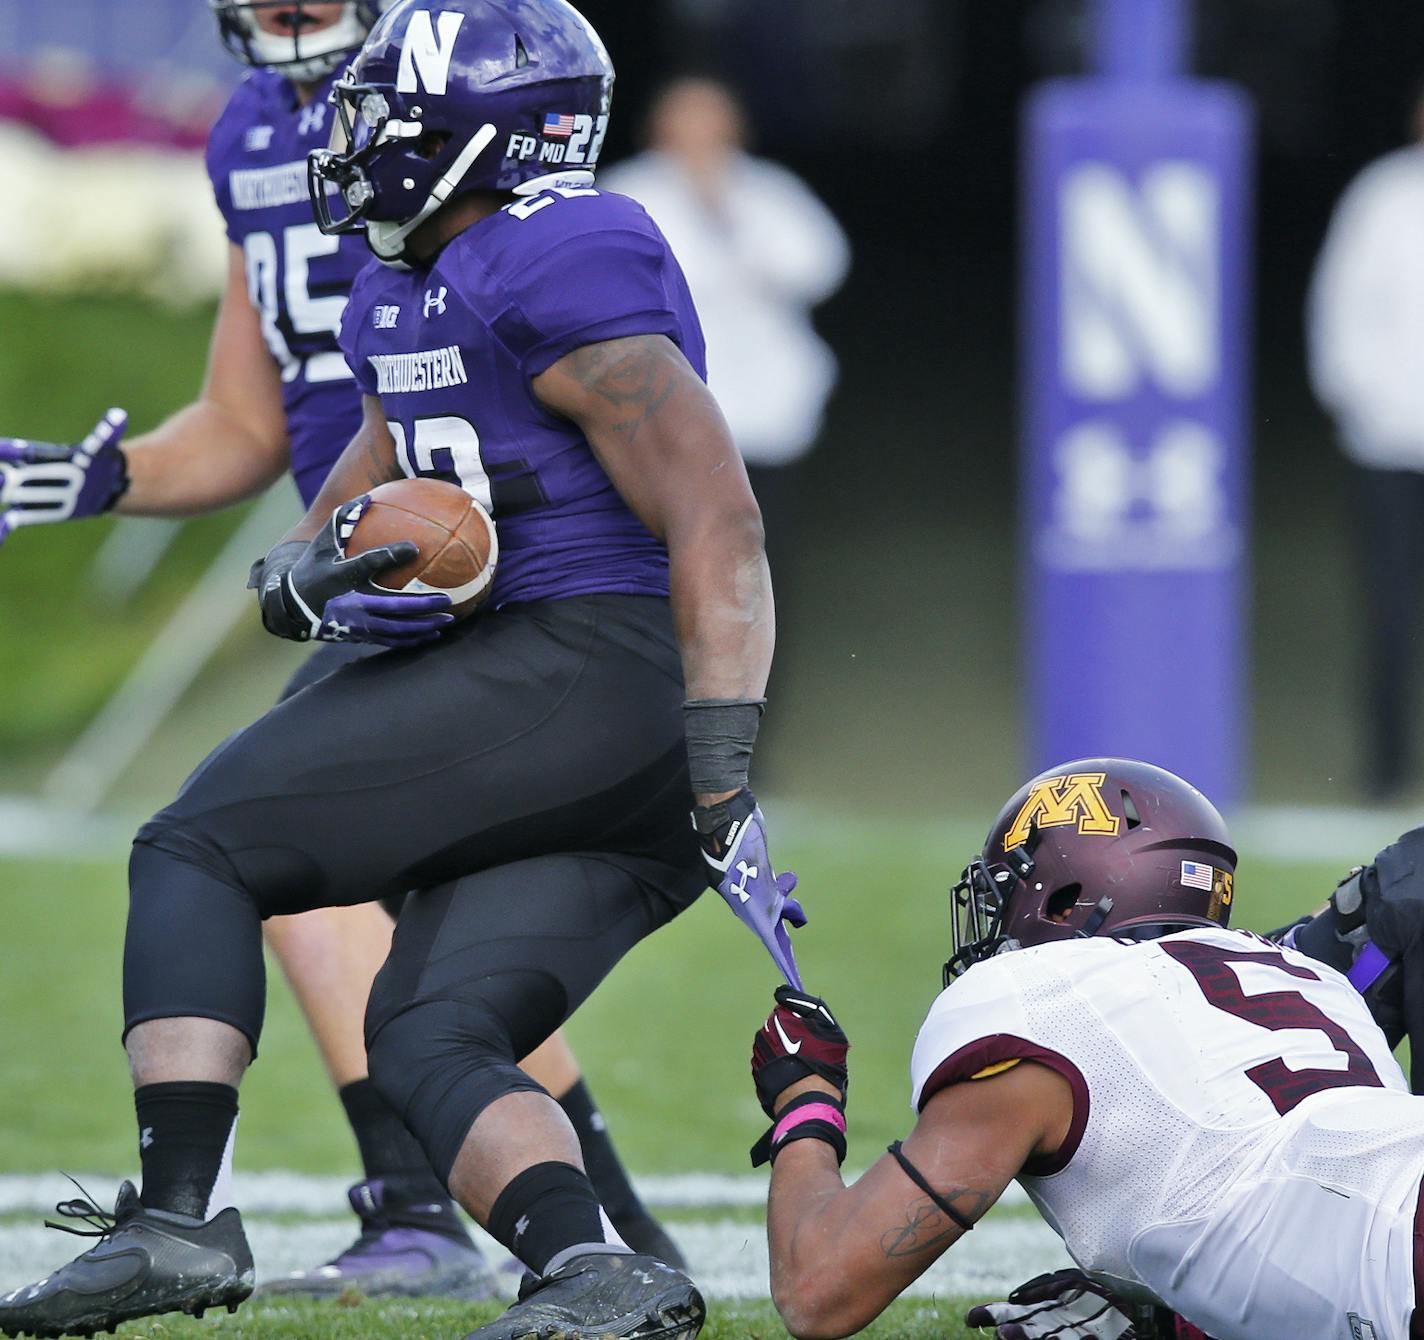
[59,1297,979,1340]
[0,838,1346,1175]
[0,835,1356,1340]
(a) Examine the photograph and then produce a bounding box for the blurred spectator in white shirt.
[601,78,849,600]
[1309,94,1424,798]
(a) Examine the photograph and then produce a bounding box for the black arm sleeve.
[1362,827,1424,1089]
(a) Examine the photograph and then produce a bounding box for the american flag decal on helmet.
[1180,860,1215,891]
[542,113,576,138]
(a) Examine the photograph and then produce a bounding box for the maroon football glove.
[751,986,849,1118]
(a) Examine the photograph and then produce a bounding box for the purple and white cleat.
[259,1179,500,1300]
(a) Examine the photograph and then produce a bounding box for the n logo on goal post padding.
[1020,71,1252,808]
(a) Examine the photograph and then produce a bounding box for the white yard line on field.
[0,1211,1068,1302]
[0,1170,1029,1217]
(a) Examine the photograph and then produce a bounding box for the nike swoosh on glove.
[964,1269,1156,1339]
[693,788,805,988]
[251,495,453,647]
[751,985,849,1117]
[0,408,130,544]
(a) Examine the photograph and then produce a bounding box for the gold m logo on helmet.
[1003,773,1121,850]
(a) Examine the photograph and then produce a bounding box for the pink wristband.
[772,1102,847,1147]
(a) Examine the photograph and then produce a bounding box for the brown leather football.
[345,477,497,619]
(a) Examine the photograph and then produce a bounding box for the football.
[346,477,498,619]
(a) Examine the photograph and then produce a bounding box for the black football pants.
[123,595,703,1177]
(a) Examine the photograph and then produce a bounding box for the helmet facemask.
[309,72,503,267]
[211,1,383,82]
[944,847,1035,985]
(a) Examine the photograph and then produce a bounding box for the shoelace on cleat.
[43,1176,119,1241]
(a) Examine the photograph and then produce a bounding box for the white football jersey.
[910,927,1424,1340]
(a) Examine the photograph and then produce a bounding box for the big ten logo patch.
[1003,772,1120,851]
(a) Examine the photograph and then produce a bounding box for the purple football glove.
[0,409,130,544]
[694,788,806,988]
[250,496,454,648]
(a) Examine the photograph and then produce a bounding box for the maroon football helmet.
[945,758,1238,983]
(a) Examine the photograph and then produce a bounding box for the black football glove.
[964,1269,1179,1339]
[250,496,452,647]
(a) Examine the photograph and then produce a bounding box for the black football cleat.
[460,1250,704,1340]
[612,1217,688,1274]
[0,1180,253,1339]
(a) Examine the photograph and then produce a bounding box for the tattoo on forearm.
[564,337,677,442]
[879,1191,991,1259]
[356,427,400,490]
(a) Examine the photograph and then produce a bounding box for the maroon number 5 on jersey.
[1161,939,1384,1115]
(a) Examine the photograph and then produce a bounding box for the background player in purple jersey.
[0,0,682,1313]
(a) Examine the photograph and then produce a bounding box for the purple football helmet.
[212,2,390,82]
[944,758,1238,983]
[308,0,614,266]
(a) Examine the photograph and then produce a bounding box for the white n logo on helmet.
[397,10,467,96]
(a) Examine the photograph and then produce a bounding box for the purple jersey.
[340,187,707,606]
[206,69,368,507]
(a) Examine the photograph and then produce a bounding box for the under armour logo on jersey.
[424,287,448,318]
[325,620,352,642]
[397,10,467,96]
[298,102,327,136]
[139,1127,154,1150]
[244,125,275,152]
[731,860,758,904]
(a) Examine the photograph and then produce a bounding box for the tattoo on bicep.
[564,337,678,442]
[878,1190,992,1259]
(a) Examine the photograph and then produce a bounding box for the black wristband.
[750,1089,847,1169]
[684,698,765,794]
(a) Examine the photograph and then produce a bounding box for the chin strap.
[369,122,499,266]
[1078,897,1114,938]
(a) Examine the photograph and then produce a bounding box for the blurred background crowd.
[4,0,1424,824]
